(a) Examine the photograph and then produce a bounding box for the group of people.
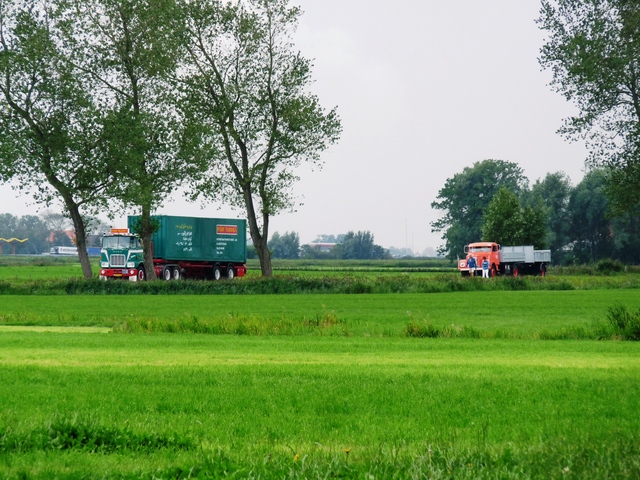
[466,255,491,278]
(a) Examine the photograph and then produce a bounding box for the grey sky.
[0,0,588,255]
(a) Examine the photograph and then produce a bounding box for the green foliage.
[180,0,342,276]
[0,416,192,454]
[481,188,524,245]
[0,0,109,278]
[0,214,50,254]
[538,0,640,214]
[605,303,640,340]
[114,311,344,335]
[405,321,481,339]
[525,172,573,263]
[331,231,390,260]
[482,188,548,248]
[268,231,300,259]
[596,258,625,274]
[431,159,528,260]
[68,0,202,280]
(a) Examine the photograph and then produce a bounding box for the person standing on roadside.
[466,255,477,276]
[482,257,490,278]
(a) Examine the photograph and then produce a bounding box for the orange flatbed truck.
[458,242,551,277]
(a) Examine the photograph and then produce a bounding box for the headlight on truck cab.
[101,262,109,268]
[127,262,135,268]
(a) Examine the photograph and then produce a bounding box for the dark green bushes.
[605,304,640,340]
[596,258,625,274]
[404,303,640,341]
[0,416,192,454]
[404,321,481,339]
[0,275,582,295]
[4,271,640,296]
[114,311,345,335]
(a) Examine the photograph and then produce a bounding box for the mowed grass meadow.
[1,258,640,478]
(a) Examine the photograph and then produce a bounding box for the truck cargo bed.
[500,245,551,264]
[128,215,246,263]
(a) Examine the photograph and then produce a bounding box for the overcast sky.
[0,0,589,255]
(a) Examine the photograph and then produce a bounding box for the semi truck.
[99,215,247,281]
[457,242,551,277]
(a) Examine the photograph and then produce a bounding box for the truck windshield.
[102,236,137,249]
[469,246,491,253]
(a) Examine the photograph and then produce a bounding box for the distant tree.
[41,212,71,233]
[41,211,73,247]
[538,0,640,215]
[268,231,300,259]
[482,188,548,248]
[481,188,524,245]
[523,172,572,262]
[0,214,49,254]
[431,159,528,260]
[332,231,389,260]
[180,0,342,277]
[520,201,549,248]
[18,216,51,253]
[567,170,613,263]
[0,213,18,253]
[0,213,18,237]
[609,212,640,264]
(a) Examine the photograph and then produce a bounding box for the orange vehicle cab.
[458,242,500,277]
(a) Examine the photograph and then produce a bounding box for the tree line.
[262,230,391,260]
[0,212,108,254]
[0,0,341,279]
[432,160,640,265]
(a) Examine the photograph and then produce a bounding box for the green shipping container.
[128,215,246,263]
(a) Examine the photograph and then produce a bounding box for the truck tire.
[173,267,181,280]
[162,266,172,281]
[227,264,235,279]
[137,266,146,281]
[213,265,222,281]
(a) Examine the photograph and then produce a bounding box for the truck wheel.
[213,265,222,281]
[227,265,235,279]
[163,266,172,281]
[137,267,146,281]
[173,268,181,280]
[513,265,520,277]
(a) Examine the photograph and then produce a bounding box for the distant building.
[306,242,336,253]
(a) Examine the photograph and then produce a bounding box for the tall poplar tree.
[180,0,341,277]
[0,0,111,278]
[66,0,205,280]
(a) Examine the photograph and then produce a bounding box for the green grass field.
[1,290,639,338]
[1,260,640,478]
[1,334,639,478]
